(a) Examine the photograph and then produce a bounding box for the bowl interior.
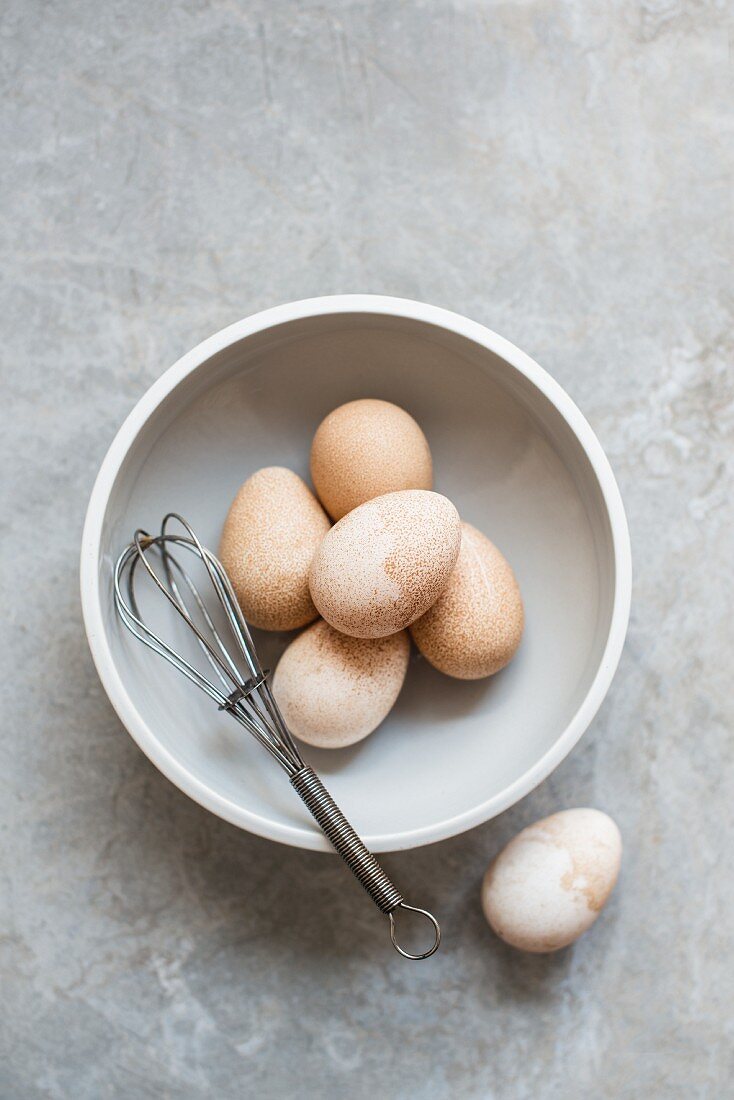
[95,311,616,849]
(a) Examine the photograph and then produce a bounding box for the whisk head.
[113,513,306,776]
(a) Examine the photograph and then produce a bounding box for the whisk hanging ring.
[113,513,441,960]
[390,904,442,961]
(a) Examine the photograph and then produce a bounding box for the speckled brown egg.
[219,467,330,631]
[309,489,461,638]
[310,399,433,520]
[481,809,622,953]
[273,619,410,748]
[410,521,524,679]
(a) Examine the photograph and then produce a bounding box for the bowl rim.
[80,294,632,853]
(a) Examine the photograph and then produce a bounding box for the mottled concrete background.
[2,1,731,1096]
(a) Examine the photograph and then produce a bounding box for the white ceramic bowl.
[81,295,631,852]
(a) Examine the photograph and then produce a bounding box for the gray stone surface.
[2,1,732,1096]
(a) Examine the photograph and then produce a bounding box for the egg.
[309,489,461,638]
[310,399,433,520]
[219,467,330,631]
[481,809,622,953]
[273,619,410,748]
[410,521,524,679]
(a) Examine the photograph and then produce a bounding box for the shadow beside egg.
[398,651,500,721]
[249,624,296,672]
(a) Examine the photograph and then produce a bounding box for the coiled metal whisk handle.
[291,766,441,960]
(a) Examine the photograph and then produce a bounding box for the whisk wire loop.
[115,533,300,773]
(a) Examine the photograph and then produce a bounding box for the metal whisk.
[113,513,441,960]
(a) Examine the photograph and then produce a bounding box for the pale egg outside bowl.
[80,295,631,853]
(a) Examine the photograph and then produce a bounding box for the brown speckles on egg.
[219,467,331,631]
[272,619,410,748]
[310,399,433,520]
[410,521,524,679]
[309,490,461,638]
[541,812,620,913]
